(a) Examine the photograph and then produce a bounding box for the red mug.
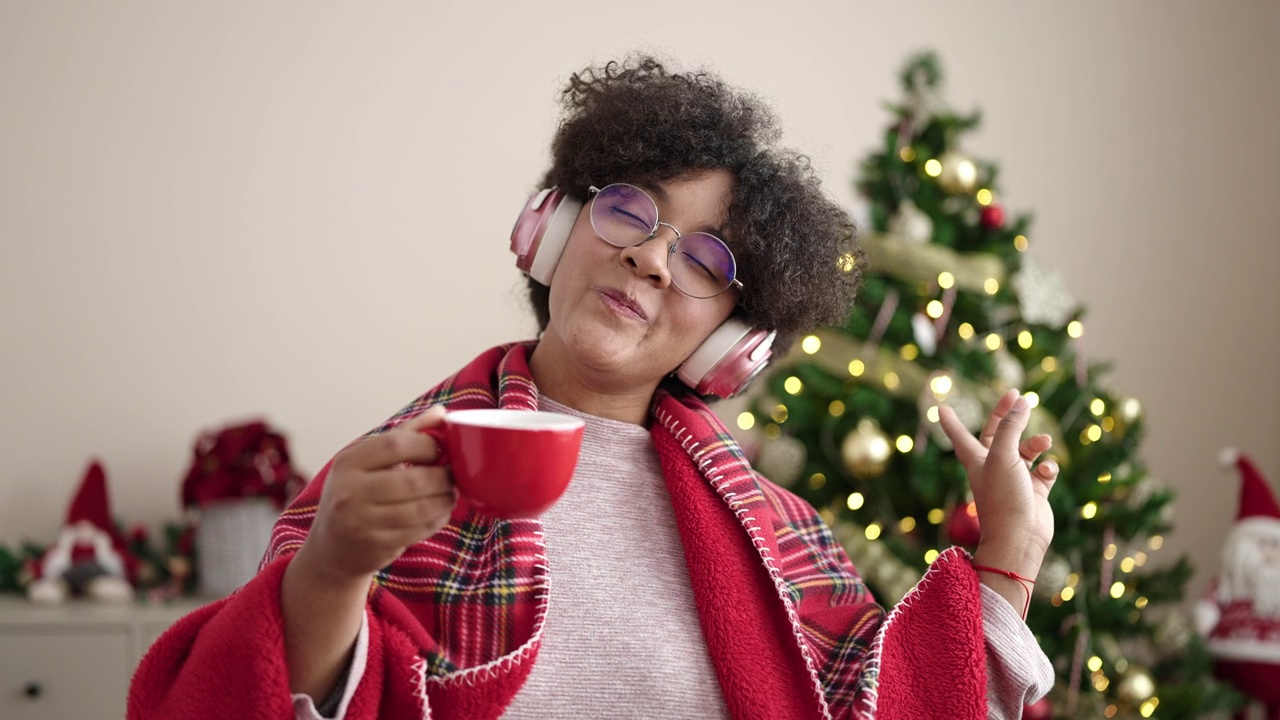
[423,409,585,519]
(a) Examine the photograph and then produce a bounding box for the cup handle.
[419,425,451,467]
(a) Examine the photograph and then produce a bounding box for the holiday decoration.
[979,204,1005,229]
[935,150,978,194]
[753,433,807,488]
[945,500,982,547]
[182,420,305,597]
[1012,256,1077,329]
[27,460,137,604]
[181,420,305,509]
[1194,450,1280,718]
[888,199,934,244]
[841,418,893,479]
[747,50,1241,718]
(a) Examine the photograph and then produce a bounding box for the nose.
[619,226,676,288]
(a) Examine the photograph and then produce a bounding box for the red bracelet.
[972,564,1036,620]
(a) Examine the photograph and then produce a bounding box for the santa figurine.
[1195,449,1280,720]
[27,459,137,604]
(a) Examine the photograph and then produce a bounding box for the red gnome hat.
[1221,448,1280,521]
[55,459,138,581]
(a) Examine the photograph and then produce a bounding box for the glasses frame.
[588,183,744,299]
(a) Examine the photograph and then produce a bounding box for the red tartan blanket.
[129,342,989,719]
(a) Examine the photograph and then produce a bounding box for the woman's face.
[541,169,740,392]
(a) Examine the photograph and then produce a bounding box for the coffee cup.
[423,409,585,519]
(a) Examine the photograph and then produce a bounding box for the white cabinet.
[0,596,206,720]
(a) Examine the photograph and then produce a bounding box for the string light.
[808,473,826,490]
[865,523,882,540]
[771,405,789,423]
[924,549,939,564]
[1135,596,1149,609]
[900,344,919,361]
[1041,356,1058,372]
[984,278,1000,295]
[837,253,857,272]
[930,375,953,396]
[1104,544,1117,560]
[1017,330,1033,349]
[896,435,914,453]
[1135,552,1148,566]
[926,406,941,422]
[802,335,822,354]
[847,492,865,510]
[985,333,1002,351]
[1150,535,1164,550]
[976,188,994,206]
[848,359,865,377]
[926,300,944,318]
[899,146,916,162]
[1068,320,1084,338]
[958,322,975,340]
[1120,558,1135,572]
[1140,699,1159,717]
[898,517,917,532]
[938,271,955,289]
[1110,581,1126,598]
[828,400,846,417]
[784,376,803,394]
[1066,573,1080,587]
[924,159,942,177]
[763,424,781,440]
[1104,705,1118,718]
[883,372,900,390]
[1060,586,1075,601]
[1101,417,1116,432]
[927,508,945,524]
[1082,502,1098,519]
[1023,392,1040,408]
[737,412,755,430]
[1098,472,1112,484]
[1014,234,1028,252]
[1088,656,1103,672]
[1091,398,1106,415]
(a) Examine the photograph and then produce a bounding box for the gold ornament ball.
[1115,669,1155,705]
[842,418,893,479]
[936,151,978,194]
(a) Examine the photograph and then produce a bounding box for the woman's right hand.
[295,405,456,584]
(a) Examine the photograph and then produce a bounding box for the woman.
[130,56,1056,719]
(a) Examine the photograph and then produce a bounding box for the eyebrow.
[635,182,728,240]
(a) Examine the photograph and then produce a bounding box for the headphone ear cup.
[510,188,583,286]
[676,319,777,399]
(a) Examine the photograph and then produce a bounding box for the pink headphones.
[510,187,776,399]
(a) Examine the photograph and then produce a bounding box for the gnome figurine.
[1194,449,1280,720]
[27,460,137,604]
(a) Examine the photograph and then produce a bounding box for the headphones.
[510,187,776,399]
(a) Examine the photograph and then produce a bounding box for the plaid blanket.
[129,342,989,719]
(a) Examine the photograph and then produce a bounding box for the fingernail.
[1013,394,1029,411]
[1041,461,1058,475]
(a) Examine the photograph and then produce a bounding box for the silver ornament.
[888,200,934,245]
[755,435,807,488]
[1013,256,1076,329]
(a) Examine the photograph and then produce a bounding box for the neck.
[528,338,658,426]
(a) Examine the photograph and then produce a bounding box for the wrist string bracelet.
[972,564,1035,620]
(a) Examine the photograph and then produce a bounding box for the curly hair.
[527,55,863,353]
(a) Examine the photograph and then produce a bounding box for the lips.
[596,287,649,322]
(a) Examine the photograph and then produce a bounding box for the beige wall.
[2,1,1278,604]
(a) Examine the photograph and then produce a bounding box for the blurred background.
[2,0,1278,620]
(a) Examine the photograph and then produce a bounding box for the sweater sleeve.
[980,584,1055,719]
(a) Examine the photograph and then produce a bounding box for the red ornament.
[946,500,982,547]
[1023,697,1051,720]
[980,204,1005,229]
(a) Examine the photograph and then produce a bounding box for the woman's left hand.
[939,389,1059,576]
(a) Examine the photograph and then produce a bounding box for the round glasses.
[588,183,743,299]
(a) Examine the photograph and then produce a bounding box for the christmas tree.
[744,52,1241,719]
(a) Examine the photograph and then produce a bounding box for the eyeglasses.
[588,183,743,299]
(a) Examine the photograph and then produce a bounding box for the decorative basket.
[194,498,279,598]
